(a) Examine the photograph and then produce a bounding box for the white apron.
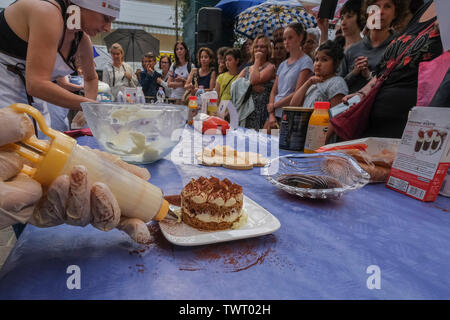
[0,51,75,139]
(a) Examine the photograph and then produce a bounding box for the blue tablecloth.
[0,130,449,300]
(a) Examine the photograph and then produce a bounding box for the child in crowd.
[267,22,313,127]
[139,52,162,98]
[215,48,241,103]
[291,40,348,109]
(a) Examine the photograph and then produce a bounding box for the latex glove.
[30,148,152,244]
[0,109,152,243]
[0,109,42,229]
[0,150,42,229]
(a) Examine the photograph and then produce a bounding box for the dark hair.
[142,52,155,61]
[224,48,241,64]
[286,22,307,46]
[316,40,345,72]
[217,46,230,57]
[173,41,190,68]
[362,0,410,28]
[159,54,172,69]
[340,0,365,31]
[197,47,216,69]
[409,0,424,14]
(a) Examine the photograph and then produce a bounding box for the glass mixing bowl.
[81,102,188,164]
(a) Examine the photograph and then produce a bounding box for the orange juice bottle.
[187,96,198,125]
[304,102,330,153]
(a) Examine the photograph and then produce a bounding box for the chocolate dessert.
[181,177,245,231]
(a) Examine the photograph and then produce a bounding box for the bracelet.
[357,91,366,98]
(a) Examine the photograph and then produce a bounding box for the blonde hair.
[110,43,125,61]
[251,35,272,64]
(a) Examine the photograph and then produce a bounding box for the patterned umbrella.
[235,0,317,40]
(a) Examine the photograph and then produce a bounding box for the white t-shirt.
[169,62,194,99]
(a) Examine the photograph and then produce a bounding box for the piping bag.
[6,104,171,222]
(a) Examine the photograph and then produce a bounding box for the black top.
[140,70,162,97]
[0,0,82,70]
[364,1,443,138]
[197,70,213,89]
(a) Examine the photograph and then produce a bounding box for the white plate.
[159,195,281,246]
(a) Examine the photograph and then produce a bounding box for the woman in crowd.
[237,35,276,130]
[239,38,253,71]
[335,1,442,139]
[217,46,229,75]
[271,39,288,71]
[156,54,172,97]
[168,41,195,104]
[338,0,405,94]
[215,48,241,103]
[185,47,217,95]
[291,40,348,108]
[303,28,320,60]
[267,23,313,128]
[103,43,139,101]
[272,27,285,43]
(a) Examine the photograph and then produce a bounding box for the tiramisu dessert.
[181,177,247,231]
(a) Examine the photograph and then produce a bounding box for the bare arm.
[329,94,345,108]
[249,63,275,86]
[184,68,196,91]
[208,71,217,91]
[25,4,93,110]
[77,34,98,100]
[274,69,312,109]
[55,77,83,92]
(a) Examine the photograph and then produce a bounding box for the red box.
[387,107,450,202]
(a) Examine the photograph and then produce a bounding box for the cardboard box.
[387,107,450,202]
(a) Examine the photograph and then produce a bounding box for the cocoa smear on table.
[177,235,278,273]
[431,204,449,213]
[128,223,283,273]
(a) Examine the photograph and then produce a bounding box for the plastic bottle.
[8,103,171,222]
[136,86,145,104]
[187,96,199,125]
[207,98,218,116]
[117,91,125,103]
[304,102,331,153]
[196,86,205,106]
[156,87,166,103]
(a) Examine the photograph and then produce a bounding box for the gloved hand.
[0,108,152,244]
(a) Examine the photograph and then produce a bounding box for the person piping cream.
[0,0,120,133]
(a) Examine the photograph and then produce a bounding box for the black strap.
[112,64,127,87]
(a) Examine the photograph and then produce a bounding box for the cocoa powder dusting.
[177,235,278,273]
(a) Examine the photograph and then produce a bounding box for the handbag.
[331,22,436,141]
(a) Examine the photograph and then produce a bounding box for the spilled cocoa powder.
[177,234,277,273]
[128,223,292,273]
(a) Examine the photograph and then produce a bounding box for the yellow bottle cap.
[9,104,76,187]
[154,199,170,221]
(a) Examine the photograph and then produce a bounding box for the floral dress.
[244,65,273,130]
